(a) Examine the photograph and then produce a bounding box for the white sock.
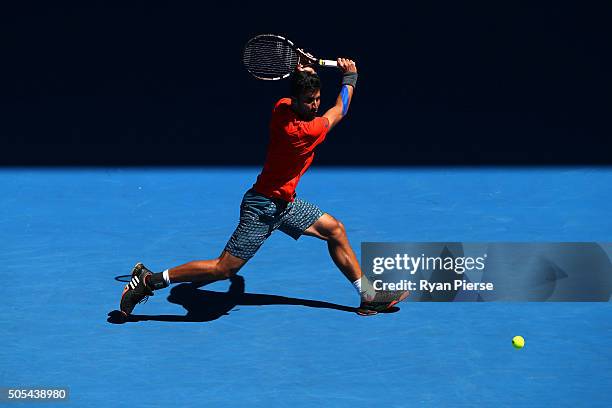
[162,269,171,285]
[352,278,376,301]
[352,278,362,293]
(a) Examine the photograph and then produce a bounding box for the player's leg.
[303,215,408,314]
[277,200,371,300]
[158,189,275,286]
[278,200,408,315]
[119,189,274,316]
[119,252,246,316]
[277,199,362,283]
[302,213,361,283]
[166,251,246,283]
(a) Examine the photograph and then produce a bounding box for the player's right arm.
[323,58,358,131]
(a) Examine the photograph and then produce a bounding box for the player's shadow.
[107,275,395,324]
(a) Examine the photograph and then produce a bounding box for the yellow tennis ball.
[512,336,525,349]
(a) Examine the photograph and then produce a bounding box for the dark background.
[2,1,610,165]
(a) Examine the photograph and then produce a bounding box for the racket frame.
[243,34,337,81]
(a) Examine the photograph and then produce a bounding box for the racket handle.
[318,59,338,67]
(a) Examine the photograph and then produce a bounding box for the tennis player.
[119,58,407,317]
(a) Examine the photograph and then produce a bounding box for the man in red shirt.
[119,58,407,317]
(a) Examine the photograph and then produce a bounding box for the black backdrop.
[2,2,610,165]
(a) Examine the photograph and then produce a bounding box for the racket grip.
[318,59,338,67]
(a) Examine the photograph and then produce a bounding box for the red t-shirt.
[253,98,330,202]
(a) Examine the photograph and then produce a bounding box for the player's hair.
[290,71,321,97]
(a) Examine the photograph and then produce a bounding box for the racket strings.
[243,39,299,79]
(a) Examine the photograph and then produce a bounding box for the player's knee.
[215,264,238,280]
[214,257,243,279]
[327,218,346,242]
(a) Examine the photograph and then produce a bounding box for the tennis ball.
[512,335,525,349]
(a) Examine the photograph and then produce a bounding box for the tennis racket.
[242,34,338,81]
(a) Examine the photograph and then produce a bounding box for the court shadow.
[107,275,399,324]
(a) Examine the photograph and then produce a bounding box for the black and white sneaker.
[119,263,154,316]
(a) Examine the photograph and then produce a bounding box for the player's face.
[294,89,321,121]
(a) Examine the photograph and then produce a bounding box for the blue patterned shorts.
[224,189,324,260]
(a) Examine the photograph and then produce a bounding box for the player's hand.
[337,58,357,74]
[296,64,317,75]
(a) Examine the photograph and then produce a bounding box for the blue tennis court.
[2,167,612,407]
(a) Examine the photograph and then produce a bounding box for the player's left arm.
[322,58,357,131]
